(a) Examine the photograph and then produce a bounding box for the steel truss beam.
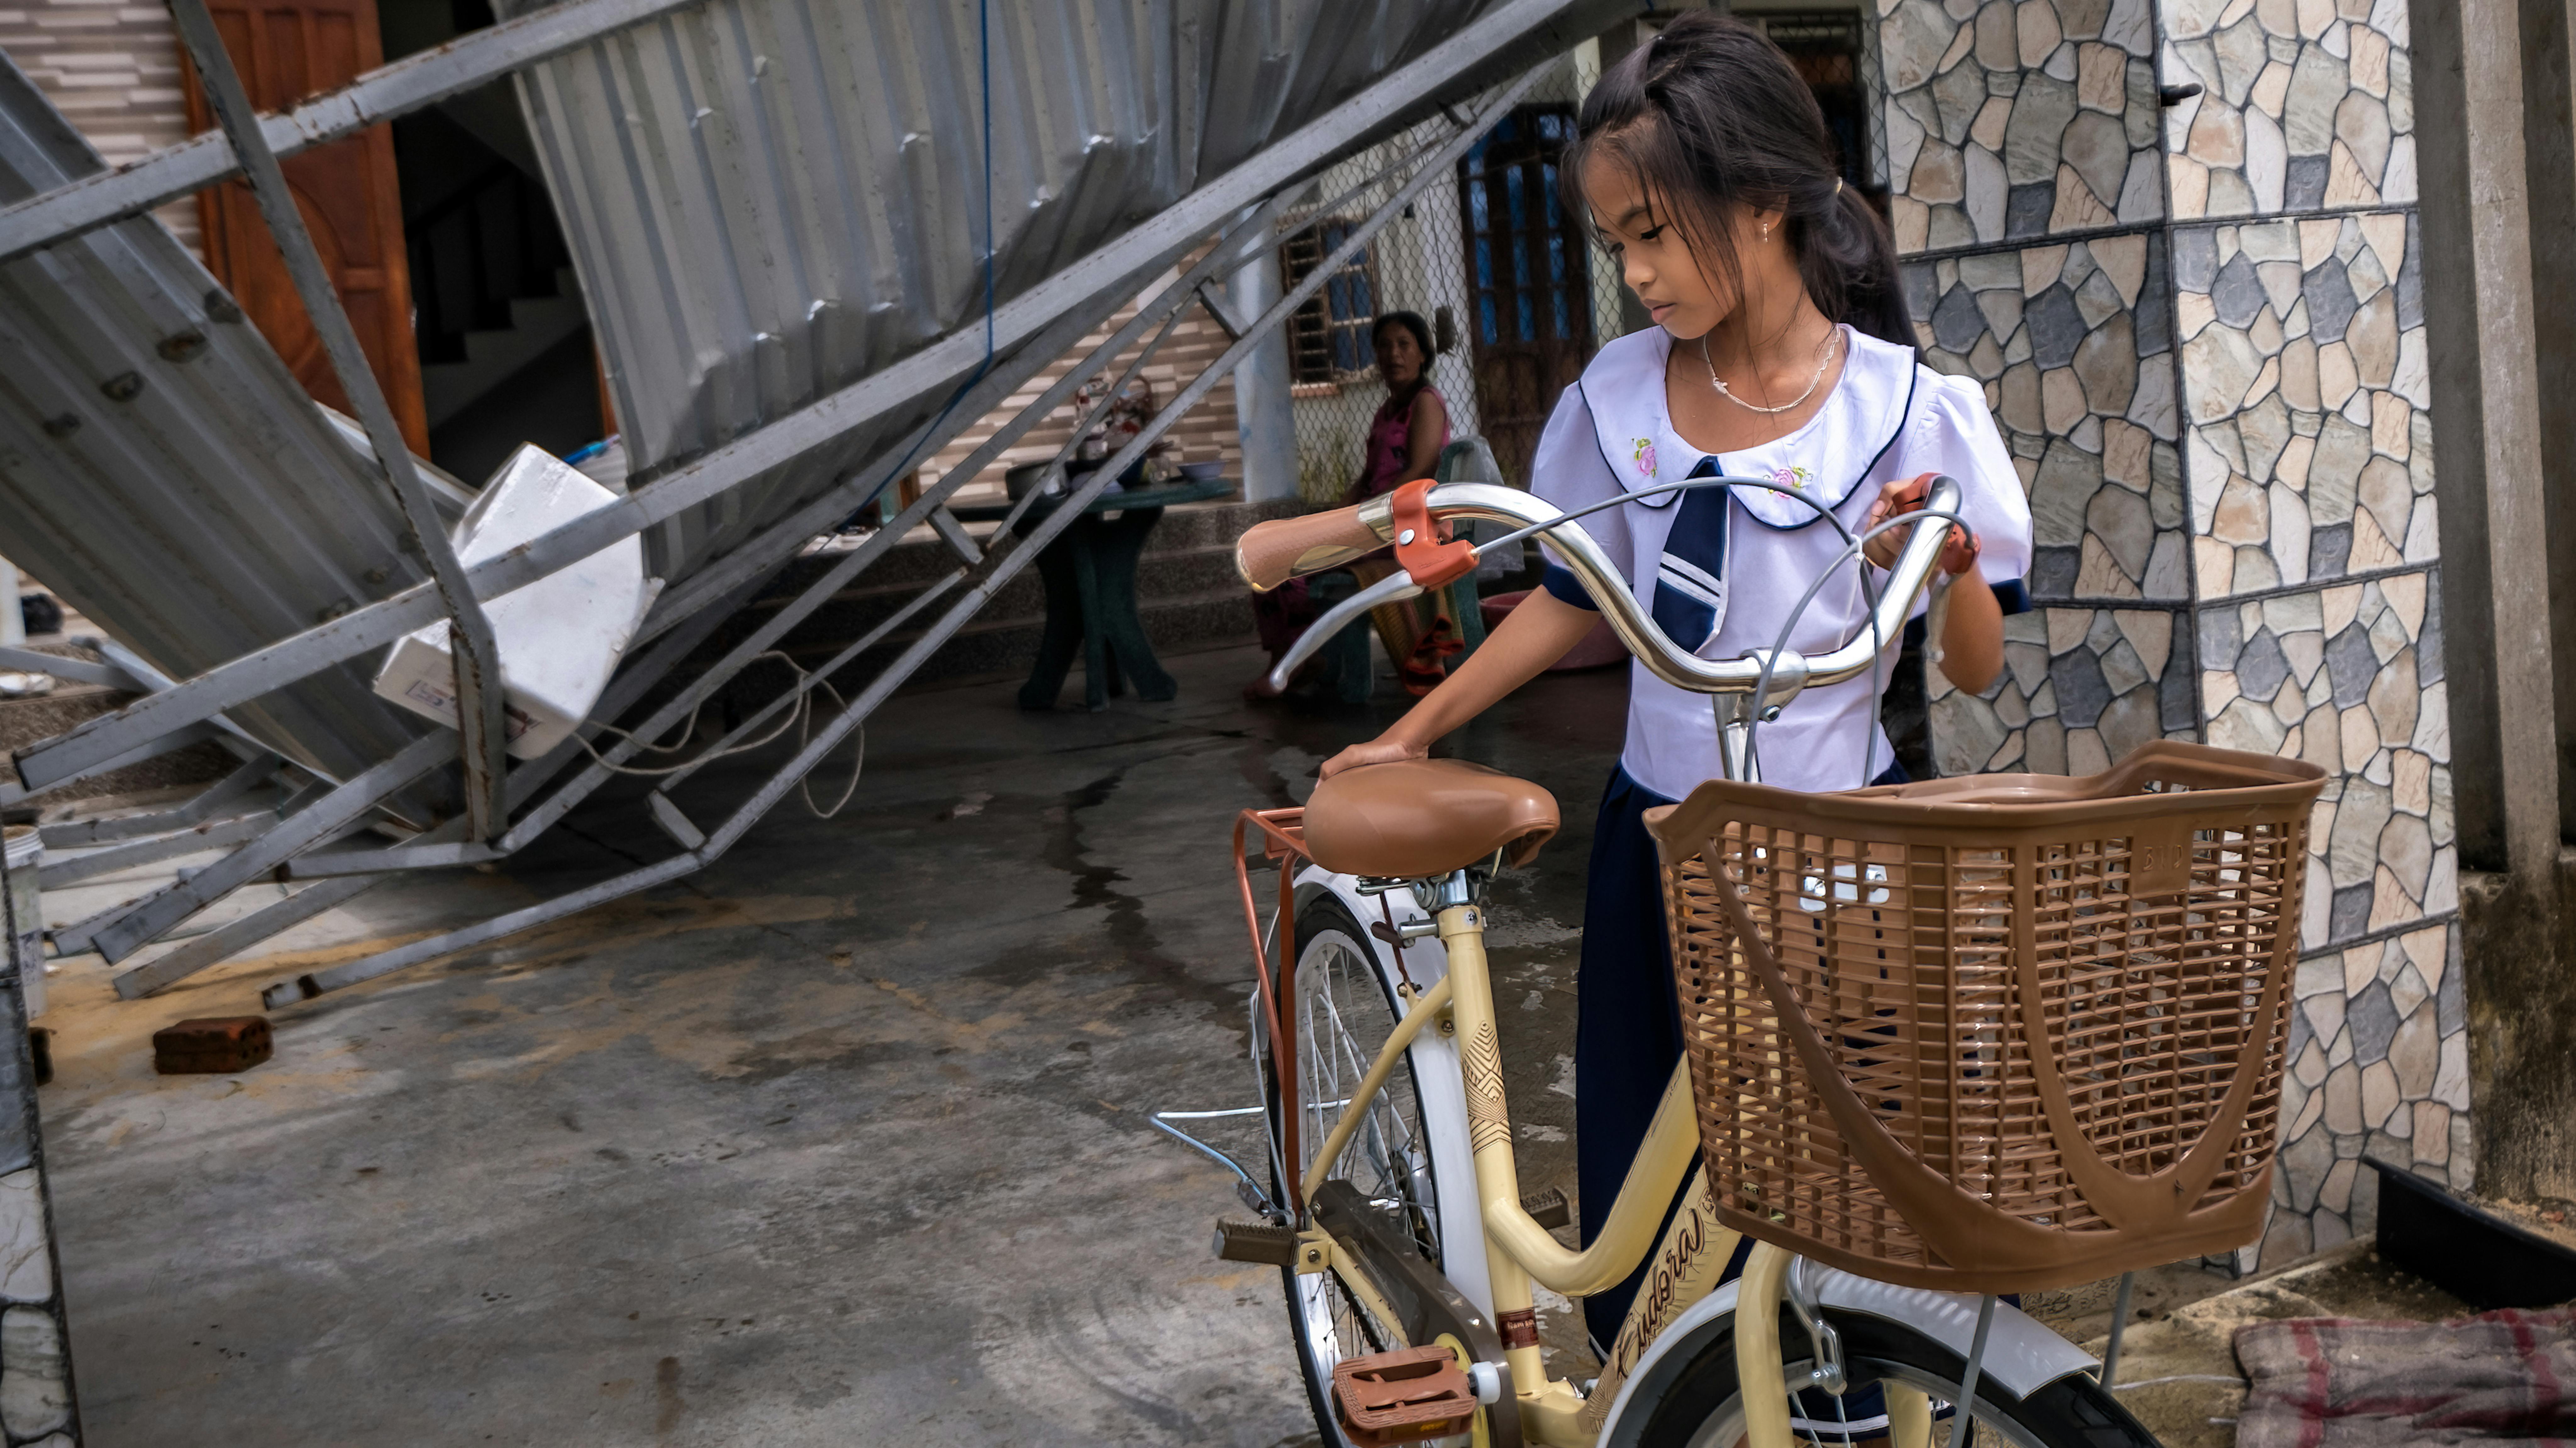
[169,0,512,838]
[107,564,775,997]
[263,64,1547,1009]
[0,0,704,264]
[11,0,1589,795]
[280,176,1312,881]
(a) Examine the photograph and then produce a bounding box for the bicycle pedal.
[1211,1218,1299,1267]
[1330,1345,1477,1445]
[1522,1185,1571,1230]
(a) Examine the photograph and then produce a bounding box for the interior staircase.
[419,266,589,431]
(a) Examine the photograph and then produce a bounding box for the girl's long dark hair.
[1564,13,1912,346]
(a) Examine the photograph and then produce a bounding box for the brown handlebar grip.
[1235,506,1389,591]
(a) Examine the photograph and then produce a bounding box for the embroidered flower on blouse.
[1773,464,1813,490]
[1631,437,1657,478]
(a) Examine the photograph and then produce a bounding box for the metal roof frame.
[0,0,1617,999]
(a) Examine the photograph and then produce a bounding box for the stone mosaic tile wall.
[2171,213,2433,597]
[2159,0,2416,222]
[1884,0,2461,1265]
[2269,919,2468,1261]
[1906,235,2200,779]
[0,967,72,1446]
[1875,0,2166,251]
[2152,0,2456,1254]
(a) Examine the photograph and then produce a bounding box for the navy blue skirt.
[1574,761,1907,1440]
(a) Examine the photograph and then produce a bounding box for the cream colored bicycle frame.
[1299,899,1936,1448]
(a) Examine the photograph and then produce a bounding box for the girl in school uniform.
[1318,11,2035,1414]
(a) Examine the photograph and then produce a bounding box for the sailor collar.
[1576,324,1918,528]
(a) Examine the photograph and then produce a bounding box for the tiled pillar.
[1881,0,2463,1263]
[1880,0,2196,779]
[2157,0,2461,1261]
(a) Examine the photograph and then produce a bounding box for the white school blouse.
[1529,324,2033,801]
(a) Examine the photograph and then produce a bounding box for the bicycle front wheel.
[1271,896,1450,1448]
[1621,1304,2158,1448]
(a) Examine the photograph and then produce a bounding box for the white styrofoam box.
[374,445,656,760]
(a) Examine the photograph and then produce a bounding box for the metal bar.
[281,562,773,880]
[11,0,1580,792]
[37,751,279,847]
[267,853,704,1008]
[651,572,965,795]
[114,873,377,999]
[2099,1271,2136,1386]
[94,730,452,966]
[629,197,1285,650]
[0,0,703,264]
[90,640,277,767]
[36,808,280,890]
[1196,280,1247,341]
[697,67,1539,864]
[1955,1292,1999,1447]
[486,231,1244,849]
[0,722,223,810]
[263,60,1547,1009]
[0,646,139,691]
[123,567,760,982]
[166,0,512,838]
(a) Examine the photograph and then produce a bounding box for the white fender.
[1593,1269,2098,1445]
[1292,867,1494,1319]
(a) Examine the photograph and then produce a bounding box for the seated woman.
[1246,310,1456,699]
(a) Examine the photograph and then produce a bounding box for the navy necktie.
[1651,456,1728,652]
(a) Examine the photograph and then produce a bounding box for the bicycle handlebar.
[1235,495,1398,591]
[1240,476,1968,698]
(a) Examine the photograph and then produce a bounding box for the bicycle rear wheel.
[1620,1304,2157,1448]
[1270,896,1450,1448]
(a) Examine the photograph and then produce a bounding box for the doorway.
[1457,105,1595,491]
[181,0,428,454]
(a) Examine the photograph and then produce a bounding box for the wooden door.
[1457,105,1593,490]
[182,0,428,454]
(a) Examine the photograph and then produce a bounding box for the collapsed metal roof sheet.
[507,0,1535,581]
[0,51,440,793]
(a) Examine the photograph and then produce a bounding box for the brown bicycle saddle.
[1302,758,1559,878]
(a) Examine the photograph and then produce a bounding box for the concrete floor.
[33,643,1627,1446]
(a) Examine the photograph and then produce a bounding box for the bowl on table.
[1178,460,1225,484]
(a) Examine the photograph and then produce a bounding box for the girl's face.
[1375,324,1425,388]
[1581,154,1771,341]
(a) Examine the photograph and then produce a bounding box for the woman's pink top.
[1352,385,1448,502]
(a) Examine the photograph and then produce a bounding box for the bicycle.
[1159,473,2326,1448]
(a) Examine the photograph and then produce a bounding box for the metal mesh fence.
[1279,57,1629,507]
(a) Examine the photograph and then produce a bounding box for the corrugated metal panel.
[506,0,1522,582]
[0,50,440,793]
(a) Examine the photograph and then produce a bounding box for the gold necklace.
[1702,325,1840,415]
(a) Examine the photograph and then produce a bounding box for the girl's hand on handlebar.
[1318,734,1428,781]
[1862,474,1979,576]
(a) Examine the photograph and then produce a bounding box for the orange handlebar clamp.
[1390,478,1477,591]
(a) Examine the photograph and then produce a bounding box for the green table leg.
[1018,520,1091,710]
[1093,507,1177,703]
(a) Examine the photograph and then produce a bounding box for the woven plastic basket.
[1643,741,2329,1293]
